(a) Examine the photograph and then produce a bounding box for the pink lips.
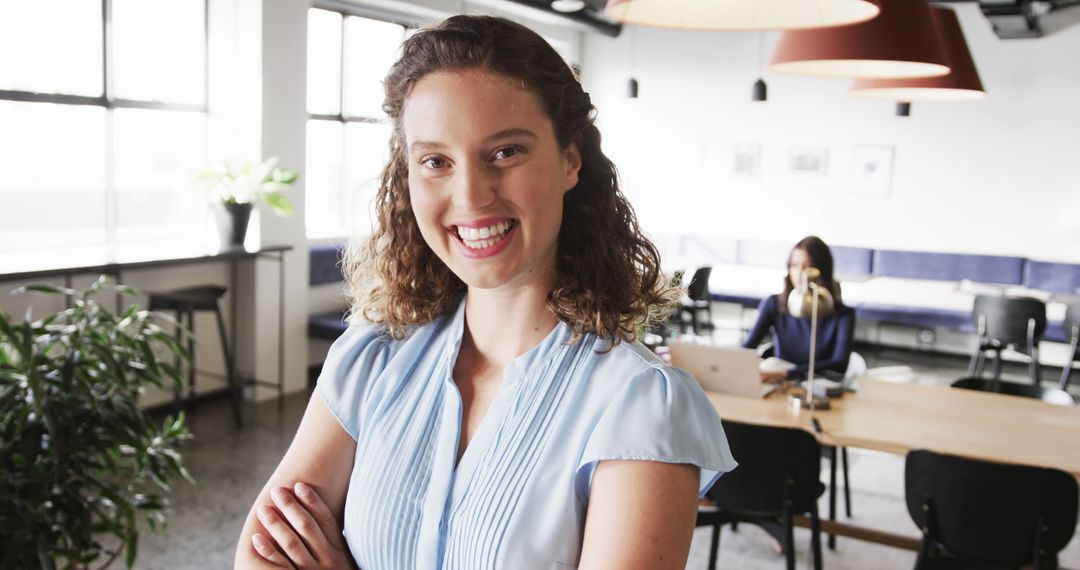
[448,218,517,259]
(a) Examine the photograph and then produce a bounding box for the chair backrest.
[951,377,1076,406]
[905,449,1078,567]
[1066,302,1080,345]
[686,266,712,302]
[706,420,820,516]
[972,294,1046,346]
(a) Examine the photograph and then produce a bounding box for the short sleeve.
[575,365,738,501]
[316,324,393,441]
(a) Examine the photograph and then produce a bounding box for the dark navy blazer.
[742,294,855,379]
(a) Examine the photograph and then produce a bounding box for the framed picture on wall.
[851,145,894,197]
[733,143,761,179]
[788,146,828,176]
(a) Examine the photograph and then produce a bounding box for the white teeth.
[456,221,512,247]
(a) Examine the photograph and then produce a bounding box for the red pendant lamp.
[769,0,949,78]
[603,0,881,31]
[851,7,985,101]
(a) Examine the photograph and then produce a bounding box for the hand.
[760,369,788,383]
[252,482,355,569]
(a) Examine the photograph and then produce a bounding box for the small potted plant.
[0,277,193,568]
[193,156,299,247]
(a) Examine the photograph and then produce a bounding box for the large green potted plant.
[0,277,193,569]
[193,156,299,247]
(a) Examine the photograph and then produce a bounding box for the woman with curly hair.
[236,15,734,569]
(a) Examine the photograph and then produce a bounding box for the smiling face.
[403,69,581,293]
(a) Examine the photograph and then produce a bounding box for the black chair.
[967,295,1046,385]
[905,449,1078,569]
[700,420,824,570]
[680,266,713,336]
[1059,301,1080,391]
[149,285,243,428]
[951,377,1075,406]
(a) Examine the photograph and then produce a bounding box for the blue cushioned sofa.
[308,244,349,341]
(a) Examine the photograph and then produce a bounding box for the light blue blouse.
[318,300,736,569]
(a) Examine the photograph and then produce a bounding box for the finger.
[294,482,348,550]
[257,504,317,567]
[251,532,295,569]
[271,486,333,563]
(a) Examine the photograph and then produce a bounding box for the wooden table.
[705,379,1080,549]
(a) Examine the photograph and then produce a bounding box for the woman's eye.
[492,145,524,161]
[420,156,447,169]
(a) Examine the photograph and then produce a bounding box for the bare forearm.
[234,394,356,568]
[235,485,284,568]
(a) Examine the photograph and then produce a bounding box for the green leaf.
[271,168,299,185]
[125,531,138,568]
[15,284,76,297]
[87,274,110,293]
[115,285,140,298]
[263,192,295,217]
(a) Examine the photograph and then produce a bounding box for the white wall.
[581,4,1080,263]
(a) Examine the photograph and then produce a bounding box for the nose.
[451,160,496,210]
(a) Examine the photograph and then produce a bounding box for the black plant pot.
[213,202,253,247]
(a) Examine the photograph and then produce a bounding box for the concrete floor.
[134,346,1080,569]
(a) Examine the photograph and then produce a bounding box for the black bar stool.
[149,285,243,428]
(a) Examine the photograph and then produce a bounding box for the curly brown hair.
[343,15,676,342]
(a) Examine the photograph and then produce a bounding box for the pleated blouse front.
[318,301,736,569]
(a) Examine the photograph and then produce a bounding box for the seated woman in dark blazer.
[743,236,855,382]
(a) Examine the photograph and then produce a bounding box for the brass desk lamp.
[787,267,834,416]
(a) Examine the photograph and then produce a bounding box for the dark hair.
[780,235,844,313]
[343,15,676,342]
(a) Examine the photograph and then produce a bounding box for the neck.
[463,284,559,369]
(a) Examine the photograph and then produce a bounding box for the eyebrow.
[408,128,539,153]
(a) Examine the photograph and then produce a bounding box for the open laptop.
[668,342,776,398]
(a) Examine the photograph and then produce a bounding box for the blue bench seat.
[309,309,348,341]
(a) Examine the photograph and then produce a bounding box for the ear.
[562,141,582,194]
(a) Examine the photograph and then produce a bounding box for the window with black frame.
[0,0,211,252]
[305,8,407,239]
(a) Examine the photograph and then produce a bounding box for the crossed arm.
[237,396,702,569]
[234,393,357,569]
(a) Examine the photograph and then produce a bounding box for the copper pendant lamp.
[851,7,985,101]
[769,0,949,78]
[603,0,881,31]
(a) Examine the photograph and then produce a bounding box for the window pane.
[113,0,206,104]
[344,121,392,236]
[0,101,108,250]
[113,108,208,242]
[307,9,342,116]
[305,119,344,237]
[0,0,103,96]
[343,17,403,119]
